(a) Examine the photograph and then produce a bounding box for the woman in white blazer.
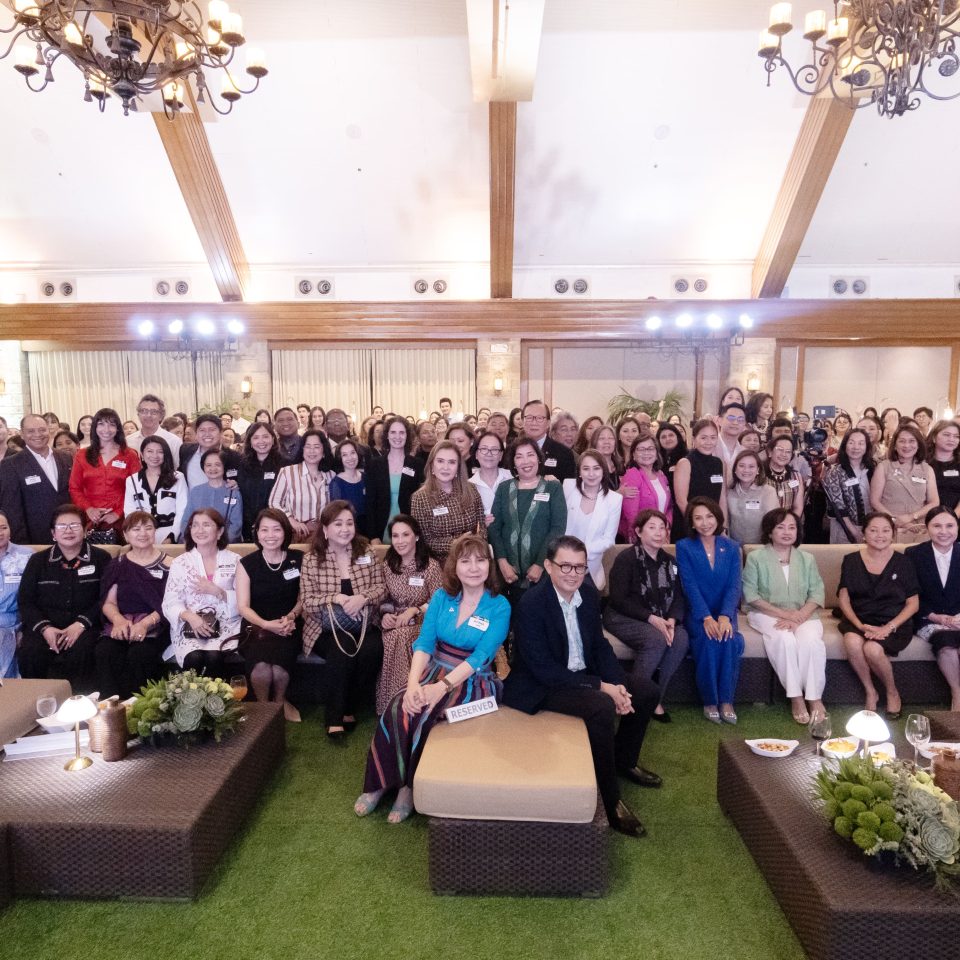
[563,450,623,590]
[123,435,188,544]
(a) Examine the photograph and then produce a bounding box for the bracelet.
[441,676,454,691]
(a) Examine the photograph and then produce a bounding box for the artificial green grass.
[1,702,865,960]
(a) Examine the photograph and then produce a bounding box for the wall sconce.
[746,371,761,392]
[240,377,252,399]
[493,375,504,396]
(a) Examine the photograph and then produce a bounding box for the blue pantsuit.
[675,536,744,705]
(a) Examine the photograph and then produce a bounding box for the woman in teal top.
[0,511,32,678]
[356,533,510,824]
[742,507,826,724]
[489,438,567,606]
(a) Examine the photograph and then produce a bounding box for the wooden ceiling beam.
[751,95,855,299]
[489,101,517,299]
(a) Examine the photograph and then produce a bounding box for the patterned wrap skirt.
[363,640,502,793]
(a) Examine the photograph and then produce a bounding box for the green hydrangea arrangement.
[127,669,243,745]
[815,757,960,891]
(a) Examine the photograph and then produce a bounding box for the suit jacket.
[364,454,424,540]
[503,576,625,714]
[503,436,577,483]
[178,444,242,485]
[905,541,960,629]
[0,448,72,543]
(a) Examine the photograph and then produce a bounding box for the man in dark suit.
[0,414,72,543]
[179,413,242,488]
[504,400,576,482]
[503,535,661,837]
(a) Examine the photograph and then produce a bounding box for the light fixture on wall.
[493,374,504,396]
[0,1,268,119]
[746,371,761,392]
[241,377,252,398]
[757,1,960,119]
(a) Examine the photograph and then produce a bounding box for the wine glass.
[809,712,832,757]
[36,696,58,719]
[230,675,248,702]
[905,713,931,767]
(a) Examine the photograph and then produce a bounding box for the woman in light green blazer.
[742,507,826,724]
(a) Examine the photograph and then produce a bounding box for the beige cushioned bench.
[0,678,72,749]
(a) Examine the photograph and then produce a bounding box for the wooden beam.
[950,344,960,412]
[489,102,517,299]
[152,105,250,303]
[794,344,806,412]
[751,96,855,299]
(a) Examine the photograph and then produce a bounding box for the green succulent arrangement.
[815,756,960,891]
[127,669,244,745]
[606,388,686,424]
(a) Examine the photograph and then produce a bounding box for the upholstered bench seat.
[0,678,72,749]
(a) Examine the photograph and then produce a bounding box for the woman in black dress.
[235,508,303,722]
[837,511,919,718]
[927,420,960,515]
[671,418,726,538]
[237,423,288,542]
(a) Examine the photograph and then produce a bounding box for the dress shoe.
[703,707,722,725]
[326,728,346,743]
[652,710,672,724]
[617,765,663,788]
[610,800,646,838]
[720,709,738,726]
[342,719,358,732]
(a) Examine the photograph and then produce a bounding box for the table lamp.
[54,695,98,772]
[846,709,890,759]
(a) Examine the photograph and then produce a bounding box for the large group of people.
[2,388,960,838]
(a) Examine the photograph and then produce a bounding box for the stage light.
[226,318,245,336]
[739,314,754,329]
[675,313,693,329]
[168,319,184,335]
[137,319,155,337]
[645,316,662,331]
[196,318,215,336]
[706,314,723,330]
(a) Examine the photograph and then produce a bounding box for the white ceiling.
[0,0,958,300]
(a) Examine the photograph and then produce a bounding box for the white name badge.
[25,475,41,485]
[150,569,165,579]
[911,476,927,484]
[445,696,498,724]
[671,564,678,576]
[223,497,237,505]
[432,506,449,516]
[77,565,96,576]
[4,574,21,585]
[745,500,761,511]
[944,470,959,478]
[401,466,416,477]
[468,615,489,631]
[111,460,126,469]
[226,469,238,478]
[408,576,425,587]
[533,493,551,502]
[788,479,800,488]
[264,472,276,480]
[544,458,558,468]
[357,555,372,565]
[710,474,724,484]
[844,477,859,487]
[283,567,301,580]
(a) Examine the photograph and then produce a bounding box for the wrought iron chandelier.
[0,1,267,118]
[757,1,960,118]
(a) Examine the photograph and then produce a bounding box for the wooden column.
[950,344,960,412]
[794,345,807,412]
[489,102,517,300]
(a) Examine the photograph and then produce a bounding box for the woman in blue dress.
[676,496,745,725]
[0,511,32,678]
[355,532,510,824]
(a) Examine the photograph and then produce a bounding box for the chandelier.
[0,1,267,118]
[757,1,960,117]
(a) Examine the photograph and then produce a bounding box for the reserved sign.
[445,696,498,724]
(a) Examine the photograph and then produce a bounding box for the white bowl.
[919,741,960,760]
[745,738,800,758]
[821,737,859,759]
[868,742,896,765]
[36,716,74,733]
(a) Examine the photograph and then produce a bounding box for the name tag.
[150,569,165,579]
[844,477,859,487]
[408,576,425,587]
[223,497,237,505]
[111,460,126,469]
[944,470,959,478]
[534,492,553,503]
[671,564,678,576]
[433,506,449,516]
[161,490,176,498]
[226,469,237,478]
[4,574,21,585]
[445,696,498,724]
[468,615,489,631]
[788,479,800,488]
[25,475,41,485]
[77,565,96,577]
[710,474,724,484]
[357,555,372,565]
[745,500,761,511]
[283,568,301,580]
[544,458,557,468]
[264,472,276,480]
[402,466,416,477]
[911,476,927,484]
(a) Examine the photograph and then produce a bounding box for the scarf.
[506,478,548,572]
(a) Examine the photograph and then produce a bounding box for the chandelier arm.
[222,65,259,96]
[0,26,29,60]
[203,90,236,116]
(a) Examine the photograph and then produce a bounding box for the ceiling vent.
[553,278,569,295]
[830,276,869,297]
[154,278,190,299]
[39,278,77,300]
[672,276,709,295]
[572,278,590,295]
[413,277,449,296]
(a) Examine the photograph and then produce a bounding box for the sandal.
[354,790,385,817]
[792,708,810,725]
[387,787,415,824]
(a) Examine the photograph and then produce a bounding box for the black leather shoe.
[652,710,672,724]
[326,728,346,743]
[617,765,663,788]
[342,719,358,732]
[610,800,646,838]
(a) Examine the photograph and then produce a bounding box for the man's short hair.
[545,535,587,562]
[193,413,222,431]
[439,397,452,407]
[137,394,165,414]
[914,406,934,419]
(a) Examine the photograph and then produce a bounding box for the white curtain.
[271,349,373,420]
[371,347,476,418]
[28,350,224,426]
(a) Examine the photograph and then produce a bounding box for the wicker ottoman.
[928,710,960,741]
[414,707,608,898]
[0,822,10,912]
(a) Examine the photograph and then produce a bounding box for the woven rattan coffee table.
[0,702,284,902]
[717,740,960,960]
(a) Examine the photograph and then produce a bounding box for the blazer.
[675,535,742,625]
[364,454,423,540]
[742,545,824,616]
[503,436,576,483]
[0,448,73,544]
[605,545,685,624]
[178,444,242,487]
[617,466,673,541]
[905,541,960,629]
[562,479,622,589]
[502,577,625,714]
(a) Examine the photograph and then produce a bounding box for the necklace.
[263,551,284,572]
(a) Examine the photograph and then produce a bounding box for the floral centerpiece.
[127,670,244,745]
[815,757,960,891]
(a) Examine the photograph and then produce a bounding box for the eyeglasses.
[724,415,746,424]
[477,446,501,454]
[137,407,162,417]
[523,415,547,423]
[54,522,84,531]
[555,563,588,575]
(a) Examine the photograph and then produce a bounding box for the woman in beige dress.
[870,424,938,544]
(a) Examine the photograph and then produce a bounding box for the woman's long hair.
[85,407,127,466]
[420,441,475,511]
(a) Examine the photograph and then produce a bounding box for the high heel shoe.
[720,708,738,725]
[342,718,357,733]
[703,707,722,725]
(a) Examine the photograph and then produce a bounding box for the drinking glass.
[905,713,931,766]
[36,696,57,719]
[809,712,832,757]
[230,675,248,702]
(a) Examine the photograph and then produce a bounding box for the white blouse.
[562,479,623,590]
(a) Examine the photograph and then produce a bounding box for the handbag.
[87,527,119,545]
[319,601,369,658]
[181,607,222,641]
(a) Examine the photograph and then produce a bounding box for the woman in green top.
[742,507,826,724]
[489,438,567,606]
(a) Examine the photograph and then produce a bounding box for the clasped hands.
[600,681,634,715]
[402,680,447,717]
[86,506,118,527]
[497,559,542,586]
[703,615,734,641]
[263,614,297,637]
[772,609,810,631]
[648,615,676,646]
[381,607,418,630]
[862,622,895,642]
[111,616,152,642]
[42,622,85,652]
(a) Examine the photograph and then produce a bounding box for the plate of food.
[821,737,859,759]
[919,741,960,760]
[868,742,896,765]
[745,738,800,758]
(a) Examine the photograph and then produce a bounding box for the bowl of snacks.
[919,741,960,761]
[821,737,859,760]
[868,742,896,765]
[745,738,800,758]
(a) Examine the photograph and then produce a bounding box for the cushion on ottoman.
[413,706,597,823]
